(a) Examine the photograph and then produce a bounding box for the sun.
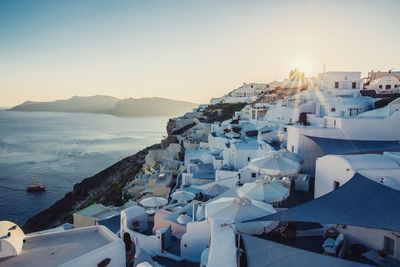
[288,58,318,77]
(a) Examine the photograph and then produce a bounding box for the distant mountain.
[9,95,120,113]
[112,97,198,117]
[9,96,198,117]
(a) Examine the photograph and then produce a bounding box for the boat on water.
[26,176,46,192]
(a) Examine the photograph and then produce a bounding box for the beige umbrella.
[171,191,196,202]
[237,180,289,203]
[139,197,168,208]
[205,197,276,223]
[247,153,300,177]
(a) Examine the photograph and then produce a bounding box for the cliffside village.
[2,69,400,267]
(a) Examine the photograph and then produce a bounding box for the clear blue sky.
[1,0,399,106]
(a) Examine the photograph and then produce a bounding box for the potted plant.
[131,220,140,231]
[378,249,387,260]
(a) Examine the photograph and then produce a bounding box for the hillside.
[9,95,120,113]
[9,96,198,116]
[112,97,198,117]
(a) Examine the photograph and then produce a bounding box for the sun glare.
[289,58,318,77]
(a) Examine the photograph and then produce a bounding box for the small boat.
[26,176,46,192]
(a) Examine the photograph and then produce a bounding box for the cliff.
[112,97,198,117]
[23,143,161,233]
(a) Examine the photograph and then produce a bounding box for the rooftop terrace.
[0,226,121,267]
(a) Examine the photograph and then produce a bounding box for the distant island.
[9,95,198,117]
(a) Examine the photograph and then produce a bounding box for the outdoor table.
[146,208,156,216]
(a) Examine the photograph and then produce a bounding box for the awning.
[242,234,369,267]
[97,214,120,234]
[247,173,400,232]
[307,136,400,154]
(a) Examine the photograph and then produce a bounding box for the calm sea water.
[0,110,168,224]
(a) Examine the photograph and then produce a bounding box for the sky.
[0,0,400,107]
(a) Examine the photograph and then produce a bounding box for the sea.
[0,110,168,225]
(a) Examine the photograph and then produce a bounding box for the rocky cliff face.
[23,143,161,233]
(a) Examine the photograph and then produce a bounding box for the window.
[386,84,391,90]
[384,236,395,256]
[334,82,339,89]
[251,173,256,178]
[352,82,357,89]
[334,181,340,190]
[349,108,359,117]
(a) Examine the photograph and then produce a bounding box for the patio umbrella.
[247,153,300,177]
[225,131,240,139]
[194,182,229,197]
[139,197,168,208]
[205,197,276,223]
[171,191,196,202]
[268,150,304,164]
[237,180,289,203]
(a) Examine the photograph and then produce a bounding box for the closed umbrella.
[171,191,196,202]
[247,154,300,177]
[139,197,168,208]
[237,180,289,203]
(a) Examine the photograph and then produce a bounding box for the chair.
[323,233,344,255]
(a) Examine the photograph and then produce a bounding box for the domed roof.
[369,75,400,86]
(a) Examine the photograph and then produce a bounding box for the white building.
[210,83,268,104]
[259,89,372,131]
[231,83,267,97]
[367,75,400,94]
[287,98,400,174]
[317,71,363,91]
[315,153,400,261]
[222,140,274,170]
[315,153,400,198]
[121,204,210,263]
